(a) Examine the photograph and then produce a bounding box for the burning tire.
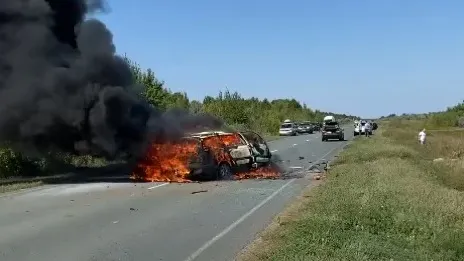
[217,163,233,180]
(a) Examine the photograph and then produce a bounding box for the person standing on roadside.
[364,121,371,137]
[418,129,426,145]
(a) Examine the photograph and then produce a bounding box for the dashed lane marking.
[147,183,169,190]
[182,178,295,261]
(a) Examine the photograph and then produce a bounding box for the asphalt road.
[0,127,354,261]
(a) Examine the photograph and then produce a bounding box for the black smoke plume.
[0,0,224,159]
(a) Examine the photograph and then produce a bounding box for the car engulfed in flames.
[131,131,279,182]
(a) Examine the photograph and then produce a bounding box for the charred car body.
[132,130,274,182]
[187,131,273,180]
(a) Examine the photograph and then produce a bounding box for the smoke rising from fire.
[0,0,224,159]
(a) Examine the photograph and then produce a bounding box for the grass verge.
[239,122,464,261]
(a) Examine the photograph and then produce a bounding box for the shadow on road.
[41,163,135,185]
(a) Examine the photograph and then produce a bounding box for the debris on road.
[129,207,138,211]
[308,165,322,173]
[191,190,208,194]
[299,156,305,160]
[112,220,119,224]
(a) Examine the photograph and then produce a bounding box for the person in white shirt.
[418,129,426,145]
[364,121,371,137]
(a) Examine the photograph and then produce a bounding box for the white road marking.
[183,178,296,261]
[147,182,169,190]
[289,166,303,169]
[271,150,278,153]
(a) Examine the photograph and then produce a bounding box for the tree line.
[0,56,357,179]
[126,57,358,136]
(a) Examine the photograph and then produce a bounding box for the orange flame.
[235,166,280,180]
[131,139,199,182]
[131,132,280,182]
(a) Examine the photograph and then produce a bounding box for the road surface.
[0,127,354,261]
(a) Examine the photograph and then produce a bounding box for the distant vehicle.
[322,121,344,141]
[354,120,367,136]
[297,121,314,134]
[311,122,321,131]
[279,121,298,136]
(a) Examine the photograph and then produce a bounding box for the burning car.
[131,130,276,182]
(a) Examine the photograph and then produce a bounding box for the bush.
[0,148,40,179]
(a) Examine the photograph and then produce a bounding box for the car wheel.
[217,163,233,180]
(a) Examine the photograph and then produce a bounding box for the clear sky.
[96,0,464,118]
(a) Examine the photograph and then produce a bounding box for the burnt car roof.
[188,131,237,139]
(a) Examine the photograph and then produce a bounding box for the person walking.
[364,121,371,137]
[418,129,426,145]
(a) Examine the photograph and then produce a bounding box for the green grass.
[239,122,464,261]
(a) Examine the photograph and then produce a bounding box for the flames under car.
[131,130,274,182]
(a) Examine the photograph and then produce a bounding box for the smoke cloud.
[0,0,224,159]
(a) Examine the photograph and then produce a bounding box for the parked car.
[354,120,367,136]
[297,121,314,134]
[279,120,298,136]
[311,122,321,131]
